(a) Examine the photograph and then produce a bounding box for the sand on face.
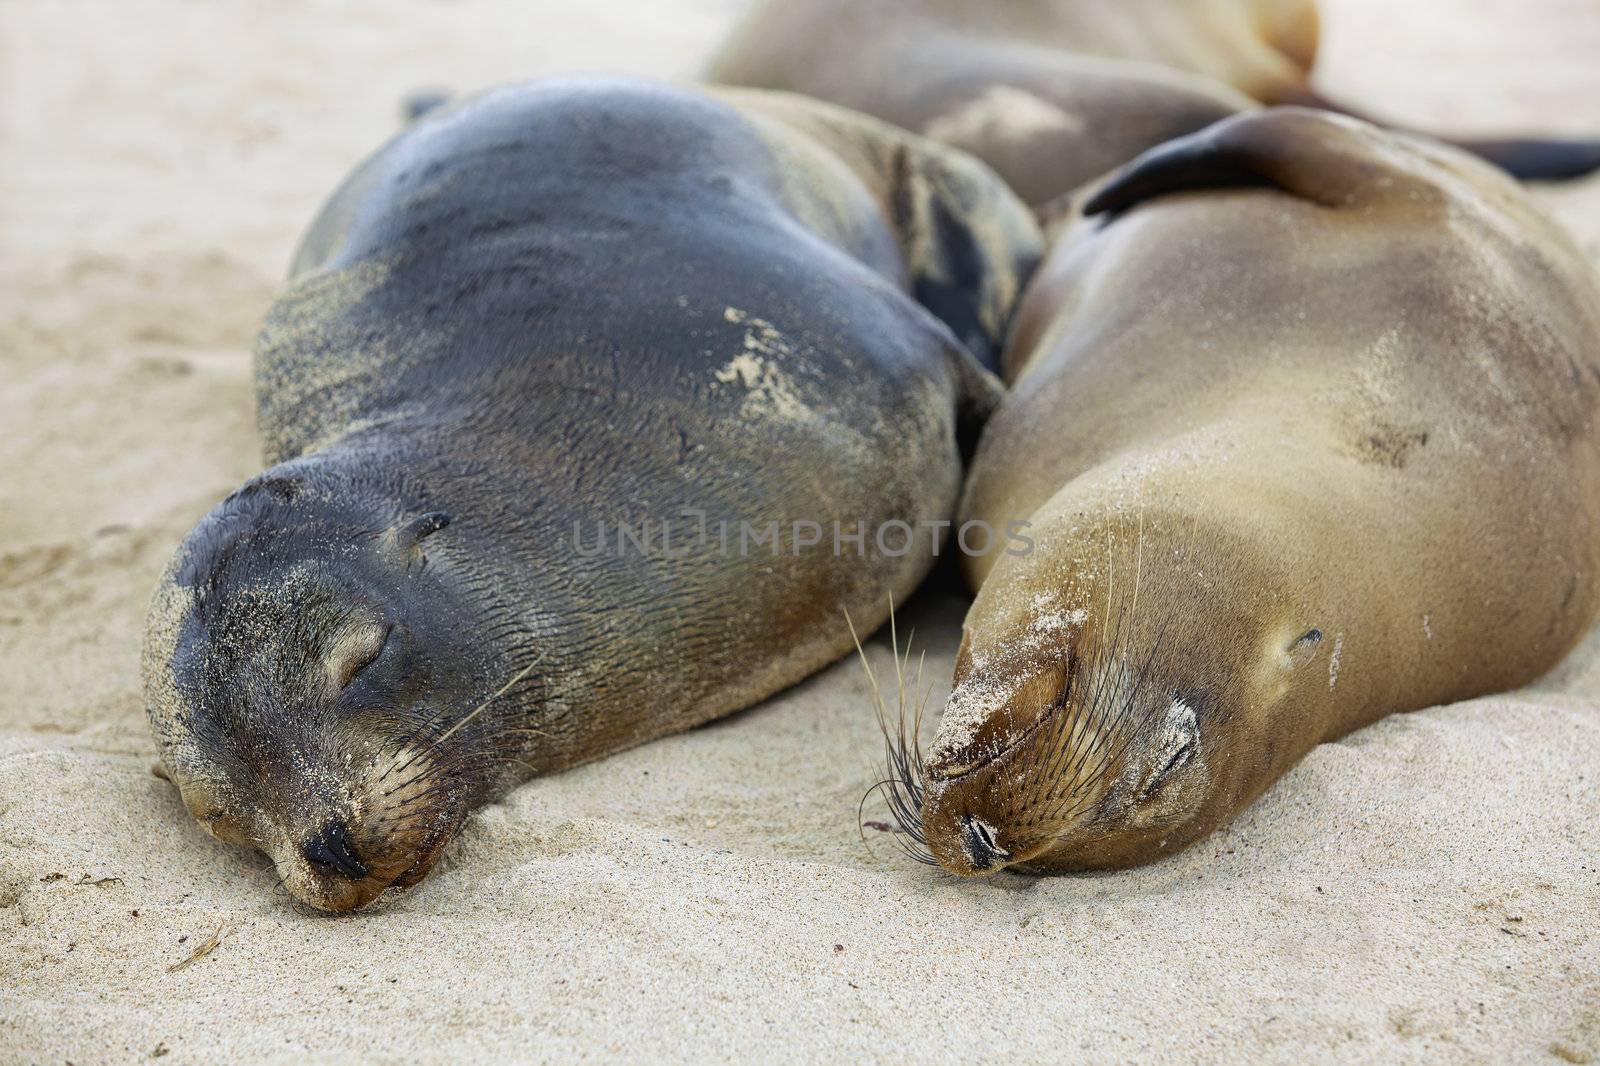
[2,1,1598,1062]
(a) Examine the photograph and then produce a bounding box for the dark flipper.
[1082,107,1410,217]
[1450,137,1600,182]
[1081,138,1279,215]
[401,88,452,124]
[880,137,1044,372]
[1274,88,1600,183]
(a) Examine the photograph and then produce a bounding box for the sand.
[2,1,1598,1062]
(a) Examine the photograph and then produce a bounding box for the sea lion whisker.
[858,777,931,858]
[1039,605,1108,786]
[857,780,890,854]
[1048,616,1174,825]
[845,607,889,734]
[1024,610,1088,810]
[381,756,448,799]
[850,605,916,774]
[378,758,483,808]
[850,601,937,860]
[248,858,289,891]
[1130,501,1145,628]
[393,748,507,795]
[880,723,926,823]
[912,656,935,771]
[1028,649,1084,801]
[387,656,542,781]
[371,705,451,790]
[1063,655,1151,802]
[1052,592,1131,799]
[391,704,450,758]
[888,597,912,746]
[1037,649,1100,801]
[1044,578,1142,810]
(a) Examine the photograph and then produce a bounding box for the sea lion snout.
[920,772,1049,876]
[901,559,1239,876]
[259,741,473,912]
[286,818,387,912]
[917,676,1216,877]
[276,793,457,912]
[924,623,1079,780]
[914,793,1016,875]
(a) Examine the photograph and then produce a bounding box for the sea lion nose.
[961,814,1010,873]
[301,821,370,880]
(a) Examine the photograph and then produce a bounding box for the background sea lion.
[708,0,1600,206]
[142,76,1041,912]
[880,107,1600,876]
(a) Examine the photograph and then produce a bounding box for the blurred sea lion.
[709,0,1600,206]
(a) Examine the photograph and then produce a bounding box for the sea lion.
[708,0,1600,207]
[876,107,1600,875]
[142,76,1041,911]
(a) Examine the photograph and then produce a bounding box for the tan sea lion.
[876,107,1600,875]
[142,76,1041,911]
[708,0,1600,206]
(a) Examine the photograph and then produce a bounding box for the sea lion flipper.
[1267,87,1600,183]
[1450,137,1600,182]
[401,88,452,124]
[1082,107,1418,216]
[883,138,1044,370]
[948,344,1005,460]
[720,87,1042,369]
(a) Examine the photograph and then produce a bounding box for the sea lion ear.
[1082,107,1419,216]
[394,511,452,554]
[1287,628,1323,668]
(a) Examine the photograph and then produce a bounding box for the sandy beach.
[2,1,1598,1061]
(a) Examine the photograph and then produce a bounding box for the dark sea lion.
[142,77,1041,911]
[875,107,1600,875]
[708,0,1600,207]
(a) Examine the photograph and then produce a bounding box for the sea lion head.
[897,511,1323,876]
[143,467,519,912]
[917,610,1222,876]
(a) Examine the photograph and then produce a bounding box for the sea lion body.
[905,108,1600,875]
[143,77,1040,910]
[709,0,1600,206]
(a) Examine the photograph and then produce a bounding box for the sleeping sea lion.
[878,107,1600,875]
[708,0,1600,206]
[142,76,1041,911]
